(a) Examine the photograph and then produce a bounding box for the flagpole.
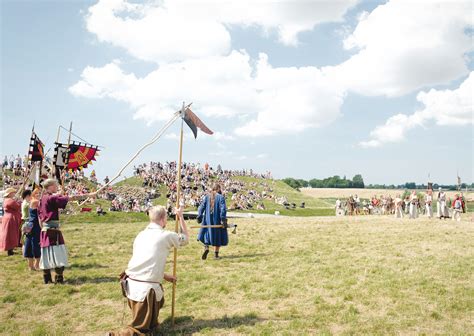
[61,122,73,188]
[16,124,36,197]
[171,108,185,326]
[53,125,61,178]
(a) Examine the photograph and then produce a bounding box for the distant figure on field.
[409,191,419,219]
[394,195,403,218]
[404,196,410,214]
[425,190,433,218]
[109,205,189,336]
[197,183,228,260]
[437,188,449,219]
[335,199,342,216]
[347,196,355,216]
[452,195,462,222]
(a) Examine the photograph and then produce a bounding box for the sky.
[1,0,473,186]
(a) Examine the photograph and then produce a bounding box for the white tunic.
[125,223,188,302]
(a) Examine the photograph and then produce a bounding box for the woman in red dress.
[0,187,22,256]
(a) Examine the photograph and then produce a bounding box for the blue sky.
[1,0,472,185]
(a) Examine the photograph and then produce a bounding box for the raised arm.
[68,191,97,201]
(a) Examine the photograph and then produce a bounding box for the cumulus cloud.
[360,72,474,148]
[70,52,345,135]
[86,0,231,63]
[73,0,473,140]
[330,0,473,96]
[70,51,256,123]
[85,0,358,63]
[235,54,345,136]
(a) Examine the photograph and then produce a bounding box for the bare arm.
[69,191,97,201]
[175,205,189,242]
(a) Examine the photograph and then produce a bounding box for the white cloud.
[69,60,137,102]
[360,72,474,148]
[330,0,473,96]
[213,132,235,141]
[85,0,358,63]
[73,0,473,140]
[70,51,257,123]
[85,0,231,63]
[164,132,194,141]
[235,54,345,136]
[70,52,345,136]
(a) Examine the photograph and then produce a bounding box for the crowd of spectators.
[2,156,279,214]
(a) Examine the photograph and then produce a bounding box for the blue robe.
[197,193,228,247]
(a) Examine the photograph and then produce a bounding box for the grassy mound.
[112,175,334,218]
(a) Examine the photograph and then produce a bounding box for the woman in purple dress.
[38,179,96,284]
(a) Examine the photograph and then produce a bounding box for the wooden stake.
[171,111,185,326]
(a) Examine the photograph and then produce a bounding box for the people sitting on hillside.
[96,205,106,216]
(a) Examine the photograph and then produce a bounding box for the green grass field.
[1,214,473,335]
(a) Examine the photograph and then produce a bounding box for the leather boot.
[43,271,53,284]
[55,267,65,284]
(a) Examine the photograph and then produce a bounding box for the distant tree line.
[282,175,365,189]
[282,175,473,191]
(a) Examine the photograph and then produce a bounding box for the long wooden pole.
[16,125,35,197]
[171,116,184,326]
[61,122,73,188]
[76,109,185,208]
[53,125,61,179]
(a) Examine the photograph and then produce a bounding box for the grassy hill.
[1,215,472,335]
[110,175,334,218]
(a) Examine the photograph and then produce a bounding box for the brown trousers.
[115,289,165,336]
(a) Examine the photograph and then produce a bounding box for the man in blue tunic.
[197,183,228,259]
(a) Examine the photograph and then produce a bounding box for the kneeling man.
[109,205,189,336]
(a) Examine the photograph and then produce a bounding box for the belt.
[127,275,162,286]
[42,220,60,231]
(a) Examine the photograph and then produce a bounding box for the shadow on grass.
[70,262,109,270]
[157,313,264,335]
[66,276,117,285]
[219,253,269,260]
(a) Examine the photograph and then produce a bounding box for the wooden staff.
[52,125,61,178]
[189,225,224,228]
[171,105,185,326]
[60,122,73,188]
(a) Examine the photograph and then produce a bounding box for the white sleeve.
[168,232,189,249]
